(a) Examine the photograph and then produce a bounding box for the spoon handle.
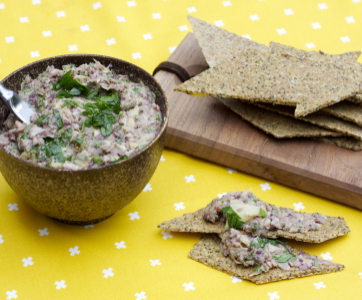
[0,83,13,110]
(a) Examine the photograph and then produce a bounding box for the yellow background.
[1,0,362,299]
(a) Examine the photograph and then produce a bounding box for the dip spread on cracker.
[158,189,350,284]
[203,191,327,236]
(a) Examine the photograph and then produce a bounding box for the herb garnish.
[93,156,102,164]
[43,138,68,163]
[250,236,296,263]
[273,253,296,263]
[260,208,267,218]
[75,135,84,145]
[81,91,120,136]
[34,114,49,125]
[53,109,64,128]
[221,206,244,230]
[53,70,90,98]
[21,126,30,140]
[109,155,127,164]
[61,99,76,108]
[63,128,73,140]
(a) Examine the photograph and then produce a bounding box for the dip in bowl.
[0,54,168,225]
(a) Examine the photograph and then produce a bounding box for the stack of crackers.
[158,193,350,284]
[174,16,362,151]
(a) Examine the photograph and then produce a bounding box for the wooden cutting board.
[154,33,362,211]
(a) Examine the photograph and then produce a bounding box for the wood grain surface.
[154,33,362,211]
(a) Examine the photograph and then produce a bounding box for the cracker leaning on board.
[173,16,362,150]
[158,190,350,284]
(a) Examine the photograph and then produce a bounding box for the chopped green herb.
[93,156,102,164]
[260,208,267,218]
[101,123,113,136]
[250,237,288,251]
[61,99,76,108]
[254,261,261,273]
[81,121,85,132]
[273,253,296,263]
[21,126,30,140]
[156,114,161,123]
[43,138,68,163]
[34,114,49,125]
[52,109,64,128]
[87,88,100,100]
[251,224,259,232]
[221,206,244,230]
[38,95,45,106]
[109,154,127,164]
[53,70,90,95]
[45,158,52,167]
[75,135,84,145]
[63,127,73,140]
[313,259,320,267]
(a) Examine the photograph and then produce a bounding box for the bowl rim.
[0,53,169,173]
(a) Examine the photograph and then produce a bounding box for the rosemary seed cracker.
[215,98,342,138]
[188,234,345,285]
[317,136,362,151]
[254,103,362,140]
[158,197,350,243]
[174,48,362,117]
[188,16,268,68]
[351,94,362,104]
[322,101,362,127]
[270,41,361,62]
[270,42,362,112]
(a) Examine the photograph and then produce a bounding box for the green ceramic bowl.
[0,54,168,225]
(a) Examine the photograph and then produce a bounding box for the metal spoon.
[0,83,34,124]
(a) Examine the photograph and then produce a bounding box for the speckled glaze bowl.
[0,54,168,225]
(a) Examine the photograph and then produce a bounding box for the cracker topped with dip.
[158,190,349,284]
[158,190,350,243]
[189,234,344,284]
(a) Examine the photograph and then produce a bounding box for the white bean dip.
[0,61,162,170]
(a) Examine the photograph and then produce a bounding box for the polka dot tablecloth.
[1,0,362,299]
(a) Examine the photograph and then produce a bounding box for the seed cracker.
[174,48,362,117]
[215,98,342,138]
[254,102,362,140]
[317,136,362,151]
[351,94,362,104]
[269,41,361,62]
[188,234,345,284]
[188,16,268,68]
[322,101,362,127]
[270,42,362,118]
[157,198,350,243]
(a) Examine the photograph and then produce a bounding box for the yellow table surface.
[1,0,362,299]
